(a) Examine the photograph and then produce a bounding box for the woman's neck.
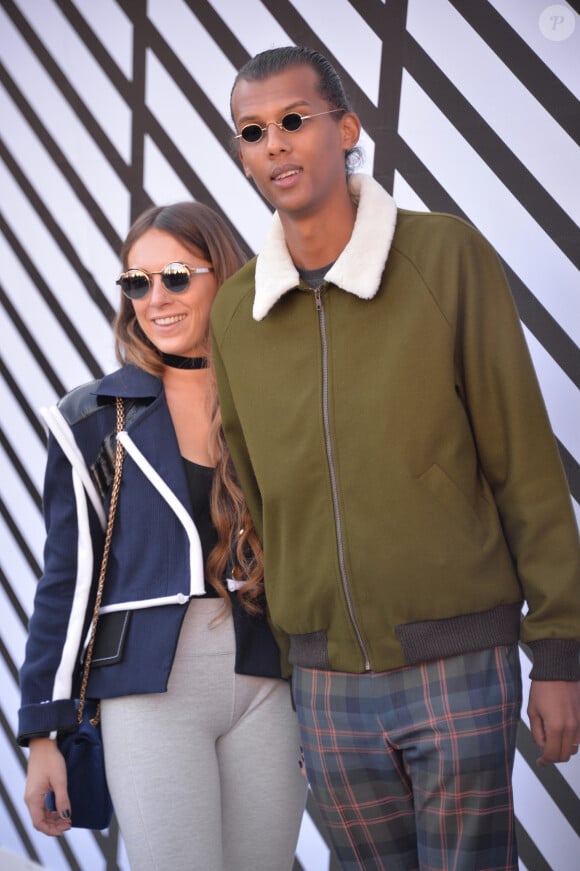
[162,365,214,467]
[160,352,208,370]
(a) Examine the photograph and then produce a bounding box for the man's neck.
[280,189,357,270]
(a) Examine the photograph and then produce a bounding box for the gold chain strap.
[77,397,125,726]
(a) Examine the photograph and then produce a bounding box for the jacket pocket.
[417,463,485,542]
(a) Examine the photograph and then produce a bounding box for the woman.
[18,202,307,870]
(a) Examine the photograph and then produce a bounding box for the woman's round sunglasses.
[116,262,213,300]
[234,108,344,144]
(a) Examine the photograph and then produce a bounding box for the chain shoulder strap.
[77,397,125,724]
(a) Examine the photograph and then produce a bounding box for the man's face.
[231,64,358,220]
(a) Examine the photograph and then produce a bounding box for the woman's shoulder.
[57,365,161,426]
[56,376,106,425]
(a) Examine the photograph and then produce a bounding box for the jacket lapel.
[95,366,192,514]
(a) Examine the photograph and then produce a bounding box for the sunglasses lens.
[241,124,263,143]
[281,113,303,132]
[162,264,191,293]
[120,270,150,299]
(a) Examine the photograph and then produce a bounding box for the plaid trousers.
[292,645,522,870]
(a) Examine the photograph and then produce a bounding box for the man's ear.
[239,151,252,179]
[340,112,361,151]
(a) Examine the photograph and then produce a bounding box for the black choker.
[161,353,208,370]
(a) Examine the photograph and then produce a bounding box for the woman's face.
[126,228,217,358]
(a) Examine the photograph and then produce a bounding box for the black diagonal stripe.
[403,34,580,269]
[0,199,105,379]
[348,0,392,33]
[0,615,22,680]
[52,0,134,101]
[515,819,552,871]
[0,357,45,444]
[0,62,122,299]
[502,265,580,392]
[183,1,275,211]
[1,0,130,260]
[145,16,242,168]
[145,15,244,152]
[0,425,41,512]
[144,109,252,259]
[142,16,266,248]
[0,768,42,866]
[258,0,377,120]
[449,0,579,142]
[183,0,251,72]
[517,721,580,836]
[0,564,29,633]
[393,140,580,404]
[0,283,65,397]
[2,0,130,189]
[0,491,41,581]
[556,439,580,498]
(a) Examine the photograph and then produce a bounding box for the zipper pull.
[314,286,322,311]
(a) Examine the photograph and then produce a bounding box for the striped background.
[0,1,578,868]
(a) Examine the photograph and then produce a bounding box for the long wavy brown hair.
[113,201,264,613]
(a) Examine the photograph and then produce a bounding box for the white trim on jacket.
[41,405,107,529]
[41,411,205,632]
[52,467,94,705]
[114,430,205,599]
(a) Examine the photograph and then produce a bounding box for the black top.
[298,262,335,289]
[182,457,219,597]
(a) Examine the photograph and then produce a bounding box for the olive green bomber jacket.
[211,174,580,680]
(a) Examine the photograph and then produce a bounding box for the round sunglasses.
[116,262,213,300]
[234,108,344,144]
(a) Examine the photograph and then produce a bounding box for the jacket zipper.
[314,286,371,671]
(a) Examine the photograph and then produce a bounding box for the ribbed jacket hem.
[396,602,523,665]
[288,603,524,673]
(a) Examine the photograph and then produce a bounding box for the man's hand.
[528,681,580,766]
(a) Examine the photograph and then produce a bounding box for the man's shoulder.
[394,208,492,252]
[396,207,479,236]
[211,257,257,334]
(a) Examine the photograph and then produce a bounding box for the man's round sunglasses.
[116,262,213,300]
[234,108,344,144]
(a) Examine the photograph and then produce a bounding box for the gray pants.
[101,599,307,871]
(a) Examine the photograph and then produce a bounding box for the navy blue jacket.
[18,365,282,745]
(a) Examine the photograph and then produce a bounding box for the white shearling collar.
[253,173,397,321]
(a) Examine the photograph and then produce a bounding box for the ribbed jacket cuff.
[527,639,580,681]
[17,699,78,746]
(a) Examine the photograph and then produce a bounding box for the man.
[211,46,580,870]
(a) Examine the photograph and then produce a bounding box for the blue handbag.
[45,398,124,829]
[45,700,113,829]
